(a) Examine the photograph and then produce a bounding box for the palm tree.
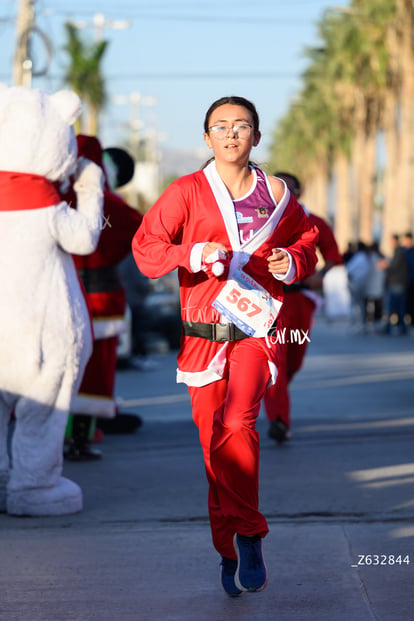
[62,23,109,135]
[325,2,393,245]
[309,12,356,250]
[394,0,414,237]
[268,50,336,220]
[268,0,400,253]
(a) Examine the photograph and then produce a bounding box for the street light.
[112,92,158,160]
[66,13,131,42]
[92,13,131,41]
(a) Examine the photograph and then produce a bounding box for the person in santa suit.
[132,96,318,597]
[63,135,143,461]
[264,172,343,443]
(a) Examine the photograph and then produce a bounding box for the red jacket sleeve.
[285,200,319,281]
[309,212,342,266]
[132,177,200,278]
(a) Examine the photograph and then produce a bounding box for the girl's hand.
[202,243,229,279]
[267,249,289,275]
[202,242,228,262]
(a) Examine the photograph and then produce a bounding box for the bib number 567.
[226,288,262,317]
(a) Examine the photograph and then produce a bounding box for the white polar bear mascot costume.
[0,85,104,516]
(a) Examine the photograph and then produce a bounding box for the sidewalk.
[1,321,413,620]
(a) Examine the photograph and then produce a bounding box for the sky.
[0,0,349,171]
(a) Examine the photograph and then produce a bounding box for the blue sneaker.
[220,557,243,597]
[233,533,268,592]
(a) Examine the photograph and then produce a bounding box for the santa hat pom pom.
[212,262,225,277]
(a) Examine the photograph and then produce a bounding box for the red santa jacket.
[308,211,342,267]
[281,208,343,312]
[65,135,142,339]
[132,161,318,386]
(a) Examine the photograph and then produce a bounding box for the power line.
[58,13,317,25]
[47,0,325,8]
[44,0,321,9]
[40,70,297,82]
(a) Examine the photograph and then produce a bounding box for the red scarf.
[0,171,61,211]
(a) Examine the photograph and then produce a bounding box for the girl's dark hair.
[201,96,260,169]
[273,172,302,198]
[203,96,260,134]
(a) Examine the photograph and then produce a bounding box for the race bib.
[212,269,282,337]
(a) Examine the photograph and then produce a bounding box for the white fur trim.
[71,394,116,418]
[203,161,241,249]
[268,360,278,386]
[203,162,290,275]
[92,317,126,339]
[190,242,209,273]
[272,249,296,283]
[177,367,223,387]
[177,345,277,389]
[176,343,228,387]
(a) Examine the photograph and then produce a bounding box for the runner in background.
[264,172,343,443]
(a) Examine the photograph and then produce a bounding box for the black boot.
[268,419,291,443]
[64,415,102,461]
[97,412,143,434]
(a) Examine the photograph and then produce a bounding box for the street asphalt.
[1,319,414,621]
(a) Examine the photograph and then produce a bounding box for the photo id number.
[352,554,410,567]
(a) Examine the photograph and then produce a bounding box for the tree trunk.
[350,93,368,242]
[87,103,99,136]
[358,124,377,244]
[396,0,414,234]
[333,151,353,253]
[302,164,329,219]
[381,90,400,256]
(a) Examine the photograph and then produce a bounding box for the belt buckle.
[213,323,234,342]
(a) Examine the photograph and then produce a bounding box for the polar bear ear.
[49,89,82,125]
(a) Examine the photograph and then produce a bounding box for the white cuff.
[272,249,296,284]
[190,242,209,273]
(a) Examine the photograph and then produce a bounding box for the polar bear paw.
[73,157,104,195]
[7,477,83,517]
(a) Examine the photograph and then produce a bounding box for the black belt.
[77,266,123,293]
[182,321,249,342]
[283,282,308,293]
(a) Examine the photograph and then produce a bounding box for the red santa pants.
[264,292,315,427]
[188,338,270,560]
[75,336,118,414]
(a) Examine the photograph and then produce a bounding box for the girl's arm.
[132,180,195,278]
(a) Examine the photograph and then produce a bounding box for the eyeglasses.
[208,124,253,140]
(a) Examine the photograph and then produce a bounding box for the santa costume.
[132,161,318,559]
[63,135,142,460]
[264,209,343,440]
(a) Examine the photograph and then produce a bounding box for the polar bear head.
[0,84,82,183]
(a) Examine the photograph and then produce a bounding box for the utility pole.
[13,0,36,86]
